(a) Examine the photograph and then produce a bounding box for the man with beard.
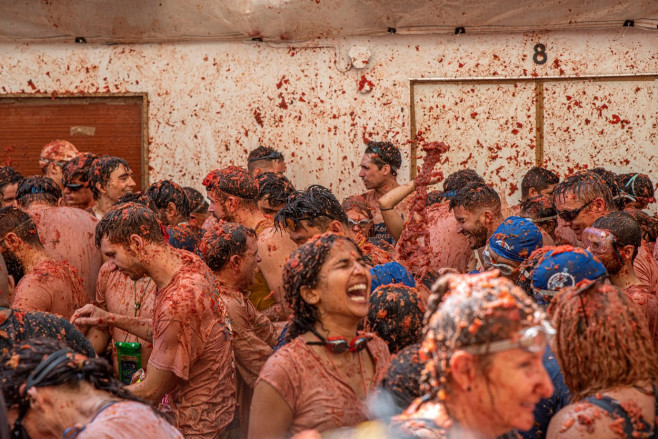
[0,206,88,319]
[88,156,137,220]
[583,211,658,348]
[449,182,504,267]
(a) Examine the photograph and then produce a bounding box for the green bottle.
[115,341,142,385]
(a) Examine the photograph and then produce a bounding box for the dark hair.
[211,166,259,201]
[89,156,130,199]
[0,167,23,193]
[521,167,559,200]
[591,167,623,210]
[380,343,425,412]
[15,176,62,207]
[364,284,425,354]
[592,211,642,260]
[200,222,256,272]
[146,180,191,219]
[0,206,42,248]
[426,190,444,206]
[548,282,658,401]
[625,209,658,243]
[184,187,208,214]
[448,182,501,214]
[553,171,615,212]
[341,195,372,220]
[256,172,295,207]
[114,191,158,211]
[618,173,655,207]
[275,185,348,231]
[517,246,553,298]
[247,146,284,174]
[520,195,557,222]
[62,153,98,184]
[0,338,165,427]
[283,233,362,340]
[444,169,485,193]
[365,141,402,176]
[95,202,165,248]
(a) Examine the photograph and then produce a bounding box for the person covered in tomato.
[0,166,23,208]
[392,271,554,439]
[88,156,137,220]
[546,281,658,439]
[249,232,391,438]
[255,172,295,217]
[61,152,98,210]
[618,173,656,211]
[482,216,543,281]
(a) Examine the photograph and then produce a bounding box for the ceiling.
[1,0,657,44]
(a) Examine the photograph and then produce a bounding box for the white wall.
[1,28,657,203]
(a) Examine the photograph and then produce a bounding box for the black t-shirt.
[0,308,95,357]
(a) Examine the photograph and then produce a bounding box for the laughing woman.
[249,232,391,438]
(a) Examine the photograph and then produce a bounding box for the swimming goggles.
[482,246,516,276]
[462,320,555,355]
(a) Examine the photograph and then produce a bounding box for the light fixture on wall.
[75,37,87,43]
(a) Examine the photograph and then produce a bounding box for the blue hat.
[369,262,415,292]
[489,216,543,263]
[532,246,607,296]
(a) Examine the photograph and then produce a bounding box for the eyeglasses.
[348,218,372,228]
[556,199,594,222]
[306,328,373,354]
[462,320,555,355]
[482,246,516,276]
[581,227,616,254]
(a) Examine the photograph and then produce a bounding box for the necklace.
[132,278,152,317]
[324,348,370,397]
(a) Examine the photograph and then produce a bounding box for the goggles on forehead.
[581,227,616,254]
[348,218,372,228]
[247,151,284,164]
[482,246,516,276]
[462,320,555,355]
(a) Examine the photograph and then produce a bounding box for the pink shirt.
[149,251,237,438]
[258,336,390,436]
[625,283,658,350]
[634,242,658,291]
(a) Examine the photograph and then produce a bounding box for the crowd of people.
[0,138,657,439]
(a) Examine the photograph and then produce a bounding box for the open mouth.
[347,283,368,303]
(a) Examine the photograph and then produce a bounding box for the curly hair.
[448,182,501,215]
[548,281,658,401]
[283,232,363,341]
[89,156,131,199]
[365,141,402,176]
[200,222,256,272]
[95,202,165,248]
[619,173,655,208]
[275,185,348,231]
[444,169,485,193]
[420,271,543,400]
[146,180,191,219]
[62,153,98,184]
[0,166,23,193]
[256,172,295,207]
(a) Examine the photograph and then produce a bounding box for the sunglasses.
[462,320,555,355]
[307,328,373,354]
[348,218,372,228]
[556,198,594,222]
[247,151,284,164]
[482,246,516,276]
[62,181,87,192]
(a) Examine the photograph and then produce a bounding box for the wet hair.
[365,141,402,177]
[364,284,425,354]
[114,191,158,212]
[516,246,553,298]
[95,202,165,248]
[553,170,615,212]
[444,169,485,194]
[62,153,98,184]
[448,182,501,215]
[548,281,658,401]
[592,211,642,260]
[283,232,363,340]
[0,337,166,427]
[618,173,655,207]
[145,180,191,219]
[341,195,372,220]
[591,167,623,210]
[275,185,348,231]
[200,222,256,272]
[89,156,131,199]
[380,343,425,412]
[625,209,658,243]
[15,176,62,207]
[211,166,259,202]
[0,207,42,248]
[521,195,556,219]
[421,271,543,400]
[184,187,208,215]
[256,172,295,207]
[0,167,23,194]
[521,167,559,200]
[247,146,284,174]
[426,190,444,206]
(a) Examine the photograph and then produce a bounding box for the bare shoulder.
[547,401,619,439]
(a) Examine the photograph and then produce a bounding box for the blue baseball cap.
[532,246,607,297]
[489,216,543,263]
[369,262,415,292]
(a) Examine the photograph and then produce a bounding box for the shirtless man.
[255,172,295,216]
[246,146,287,178]
[77,202,236,437]
[0,166,23,207]
[203,166,297,319]
[16,176,102,302]
[61,153,98,210]
[0,206,88,319]
[200,222,275,438]
[358,141,409,244]
[39,139,79,192]
[88,156,136,220]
